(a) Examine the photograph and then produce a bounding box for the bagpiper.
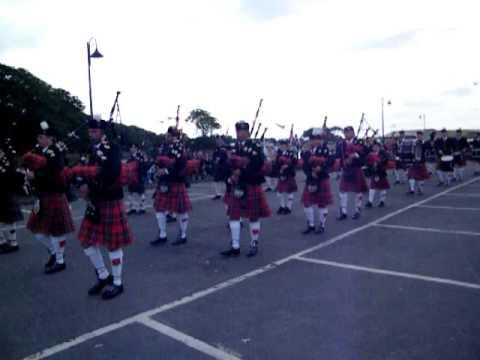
[221,121,271,258]
[407,131,430,195]
[275,139,298,215]
[300,128,334,234]
[394,130,408,184]
[126,143,149,215]
[211,140,229,200]
[365,141,390,208]
[151,127,191,246]
[434,128,455,186]
[78,117,133,300]
[0,136,24,254]
[472,132,480,176]
[25,121,75,274]
[336,126,368,220]
[452,129,469,182]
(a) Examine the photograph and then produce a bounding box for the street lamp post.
[381,98,391,141]
[87,38,103,119]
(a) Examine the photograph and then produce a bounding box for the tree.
[186,109,221,137]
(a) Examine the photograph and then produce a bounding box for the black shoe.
[315,226,325,234]
[221,248,240,257]
[437,182,444,187]
[246,242,258,258]
[265,188,272,192]
[45,254,56,269]
[171,237,187,246]
[407,190,415,195]
[284,208,292,215]
[0,243,19,254]
[138,209,146,215]
[365,201,373,208]
[88,275,113,296]
[352,212,361,220]
[337,213,348,221]
[45,262,66,274]
[166,215,177,223]
[378,201,385,208]
[212,195,222,200]
[102,284,124,300]
[276,207,284,215]
[150,236,168,246]
[127,209,137,215]
[394,180,401,185]
[302,225,315,235]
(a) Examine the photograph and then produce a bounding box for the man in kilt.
[434,128,455,186]
[336,126,368,220]
[26,121,75,274]
[151,127,191,246]
[365,141,390,208]
[211,142,229,200]
[78,117,133,300]
[221,121,271,258]
[0,136,24,254]
[275,139,298,215]
[301,128,334,234]
[407,131,430,195]
[472,132,480,176]
[126,144,149,215]
[452,129,469,182]
[393,131,408,185]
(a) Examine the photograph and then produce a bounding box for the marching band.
[2,114,480,300]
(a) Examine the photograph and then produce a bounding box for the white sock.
[214,182,221,196]
[287,193,294,210]
[140,194,146,210]
[108,249,123,286]
[380,190,387,202]
[0,230,6,245]
[84,246,109,280]
[368,189,375,203]
[155,212,167,238]
[304,206,315,227]
[458,168,465,180]
[229,221,241,249]
[178,213,189,239]
[355,193,363,212]
[50,236,66,264]
[418,181,424,192]
[339,192,348,214]
[277,193,286,208]
[7,223,17,246]
[35,234,54,254]
[318,208,328,227]
[409,179,415,192]
[394,170,400,181]
[436,170,444,183]
[127,193,135,211]
[249,221,260,246]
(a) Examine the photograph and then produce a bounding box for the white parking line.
[295,257,480,290]
[443,193,480,197]
[374,224,480,237]
[416,205,480,211]
[22,177,480,359]
[138,317,242,360]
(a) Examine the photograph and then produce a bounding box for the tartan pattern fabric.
[27,193,74,236]
[276,176,298,193]
[369,176,390,190]
[339,167,368,193]
[453,155,466,167]
[153,183,192,214]
[301,178,333,208]
[226,185,271,220]
[78,200,133,251]
[407,163,430,181]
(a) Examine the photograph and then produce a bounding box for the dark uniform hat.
[456,128,462,133]
[416,130,423,135]
[344,126,354,132]
[37,121,56,137]
[441,128,447,133]
[235,121,250,131]
[88,114,107,130]
[167,126,181,137]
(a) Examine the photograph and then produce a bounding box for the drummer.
[423,131,437,176]
[434,128,455,186]
[452,129,469,182]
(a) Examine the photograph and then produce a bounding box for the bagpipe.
[155,155,201,176]
[22,150,140,187]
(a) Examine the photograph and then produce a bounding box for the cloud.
[443,86,473,97]
[0,23,40,54]
[240,0,300,21]
[359,30,419,50]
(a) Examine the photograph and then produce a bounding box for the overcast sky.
[2,0,480,137]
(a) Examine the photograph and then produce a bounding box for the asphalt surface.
[1,167,480,360]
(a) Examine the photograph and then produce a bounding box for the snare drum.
[439,155,454,172]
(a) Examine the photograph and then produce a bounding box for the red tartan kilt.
[276,177,298,193]
[27,193,74,236]
[78,200,133,251]
[226,185,271,220]
[408,164,430,181]
[154,183,192,214]
[340,168,368,193]
[370,177,390,190]
[301,178,333,208]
